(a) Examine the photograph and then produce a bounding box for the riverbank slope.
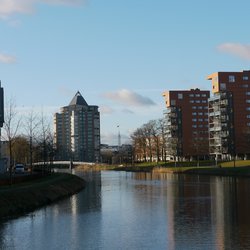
[0,173,85,219]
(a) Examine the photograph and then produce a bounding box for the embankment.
[0,173,85,219]
[153,166,250,177]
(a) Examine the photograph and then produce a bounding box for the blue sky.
[1,0,250,145]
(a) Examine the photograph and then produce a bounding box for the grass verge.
[0,173,85,220]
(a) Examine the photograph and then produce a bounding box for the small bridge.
[34,161,96,167]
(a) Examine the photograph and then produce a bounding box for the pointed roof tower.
[69,91,88,106]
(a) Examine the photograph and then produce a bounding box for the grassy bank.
[0,173,85,219]
[80,160,250,177]
[153,160,250,177]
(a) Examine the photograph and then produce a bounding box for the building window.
[195,100,200,103]
[247,123,250,126]
[192,125,197,128]
[198,118,203,122]
[220,83,226,90]
[192,112,197,115]
[242,84,249,88]
[178,93,183,99]
[246,100,250,104]
[195,94,200,97]
[247,115,250,118]
[189,94,194,97]
[171,100,176,105]
[202,94,207,97]
[246,92,250,95]
[202,100,207,103]
[198,112,203,115]
[198,106,203,109]
[192,106,197,109]
[192,118,197,122]
[190,100,194,103]
[229,75,235,82]
[198,124,203,128]
[247,107,250,111]
[243,76,249,81]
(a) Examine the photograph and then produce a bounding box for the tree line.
[1,98,55,182]
[130,118,167,163]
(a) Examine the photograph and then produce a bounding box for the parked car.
[15,164,25,173]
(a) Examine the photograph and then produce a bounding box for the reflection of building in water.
[210,177,226,250]
[162,174,213,249]
[132,173,250,249]
[50,170,102,216]
[211,177,250,249]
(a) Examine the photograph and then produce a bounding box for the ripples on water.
[1,171,250,249]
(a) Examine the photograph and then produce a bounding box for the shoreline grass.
[77,160,250,177]
[0,173,85,220]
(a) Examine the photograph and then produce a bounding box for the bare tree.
[142,122,154,162]
[2,98,21,184]
[36,110,52,173]
[131,127,147,162]
[24,109,40,173]
[157,118,167,162]
[166,136,181,167]
[12,136,29,164]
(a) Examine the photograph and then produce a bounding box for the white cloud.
[0,53,16,63]
[102,89,156,107]
[217,43,250,60]
[99,105,115,115]
[0,0,85,19]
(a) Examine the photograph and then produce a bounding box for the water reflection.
[0,171,250,249]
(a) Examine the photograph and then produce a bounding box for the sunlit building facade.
[162,88,210,160]
[207,70,250,159]
[54,91,100,162]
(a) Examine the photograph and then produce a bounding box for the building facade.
[54,91,100,162]
[162,88,210,160]
[207,70,250,159]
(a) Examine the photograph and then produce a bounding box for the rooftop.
[69,91,88,106]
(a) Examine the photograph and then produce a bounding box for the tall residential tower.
[163,88,210,160]
[54,91,100,162]
[208,70,250,159]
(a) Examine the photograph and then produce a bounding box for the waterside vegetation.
[0,173,85,219]
[76,160,250,177]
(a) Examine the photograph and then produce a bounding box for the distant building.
[162,88,210,160]
[54,91,100,162]
[207,70,250,159]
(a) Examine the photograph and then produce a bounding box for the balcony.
[209,110,221,117]
[209,126,221,132]
[164,107,177,114]
[220,100,228,106]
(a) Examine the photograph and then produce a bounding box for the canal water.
[1,170,250,250]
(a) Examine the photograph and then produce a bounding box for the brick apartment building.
[207,70,250,160]
[162,88,210,160]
